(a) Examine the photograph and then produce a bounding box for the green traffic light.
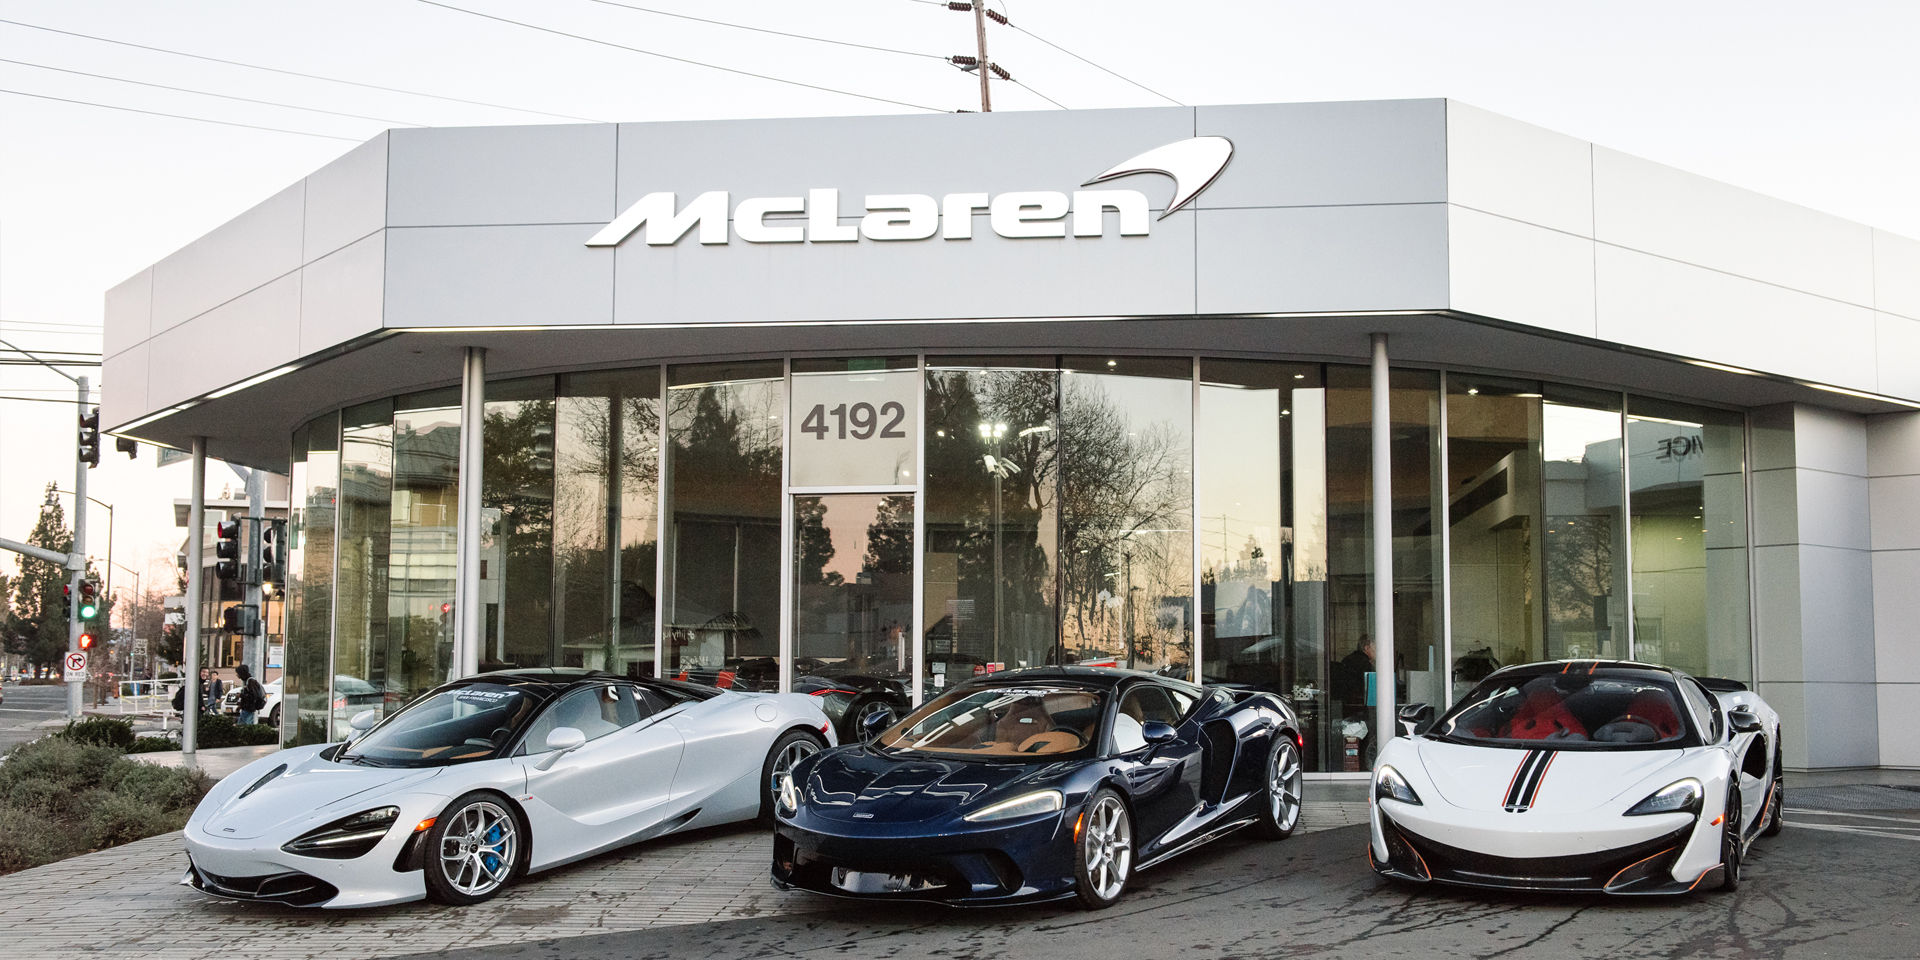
[78,601,98,619]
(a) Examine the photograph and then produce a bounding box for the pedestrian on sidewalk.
[207,670,226,710]
[234,664,266,725]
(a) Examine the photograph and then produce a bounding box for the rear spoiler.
[1694,676,1749,693]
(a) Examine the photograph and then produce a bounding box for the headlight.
[1374,765,1422,805]
[776,772,800,816]
[963,790,1064,823]
[281,806,400,859]
[1624,778,1703,817]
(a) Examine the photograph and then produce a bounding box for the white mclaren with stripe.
[1369,659,1783,895]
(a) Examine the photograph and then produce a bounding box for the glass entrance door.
[792,493,916,699]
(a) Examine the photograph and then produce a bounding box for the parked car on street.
[183,668,834,908]
[1369,659,1784,894]
[773,666,1303,908]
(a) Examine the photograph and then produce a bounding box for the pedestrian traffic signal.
[78,407,101,468]
[220,603,260,636]
[114,436,138,459]
[215,519,244,581]
[78,580,98,620]
[78,632,95,650]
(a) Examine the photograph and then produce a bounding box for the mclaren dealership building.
[102,100,1920,773]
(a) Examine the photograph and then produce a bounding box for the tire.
[760,729,825,822]
[1074,789,1134,909]
[423,792,524,906]
[847,697,900,741]
[1254,732,1303,840]
[266,706,280,729]
[1716,786,1742,893]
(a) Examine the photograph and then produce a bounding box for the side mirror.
[861,708,893,743]
[1141,721,1178,744]
[535,727,588,771]
[1728,708,1763,735]
[349,710,379,732]
[1396,703,1434,738]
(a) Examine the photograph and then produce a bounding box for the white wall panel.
[1594,148,1875,306]
[1447,206,1595,336]
[388,125,615,227]
[1751,545,1802,682]
[1872,550,1920,682]
[1753,681,1806,768]
[612,213,1194,326]
[1874,313,1920,401]
[1869,475,1920,551]
[300,232,385,355]
[1876,686,1920,767]
[1793,470,1870,551]
[1749,468,1798,547]
[103,268,153,357]
[1800,682,1880,767]
[1594,246,1878,390]
[1796,545,1876,683]
[1866,411,1920,478]
[99,343,148,431]
[1873,229,1920,321]
[386,225,612,328]
[150,182,304,334]
[146,274,302,409]
[1195,204,1448,315]
[1195,100,1446,209]
[1792,405,1869,477]
[304,133,388,262]
[1446,102,1593,235]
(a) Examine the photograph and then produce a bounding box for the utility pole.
[972,1,992,112]
[66,375,89,717]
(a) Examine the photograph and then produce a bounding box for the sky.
[2,0,1918,612]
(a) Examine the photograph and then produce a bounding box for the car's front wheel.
[424,792,523,905]
[847,697,899,739]
[1254,732,1303,840]
[1075,789,1134,909]
[1716,786,1742,893]
[760,729,824,821]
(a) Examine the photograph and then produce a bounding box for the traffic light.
[78,407,101,468]
[78,632,95,650]
[220,603,260,636]
[260,519,287,587]
[215,519,244,581]
[114,436,139,460]
[77,580,98,620]
[62,583,72,618]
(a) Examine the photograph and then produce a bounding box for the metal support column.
[184,437,206,766]
[454,347,486,679]
[66,375,89,718]
[1370,334,1396,747]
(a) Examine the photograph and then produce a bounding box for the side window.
[631,685,676,718]
[1112,686,1180,753]
[519,686,642,754]
[1166,688,1197,719]
[1679,679,1721,742]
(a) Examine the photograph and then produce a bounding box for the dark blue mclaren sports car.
[770,666,1304,908]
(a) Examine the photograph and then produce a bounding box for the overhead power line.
[1004,19,1182,106]
[579,0,947,61]
[0,87,360,141]
[0,16,603,123]
[0,395,101,406]
[0,56,427,127]
[413,0,947,113]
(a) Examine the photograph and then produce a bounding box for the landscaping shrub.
[0,737,209,875]
[56,716,136,751]
[125,736,178,754]
[193,712,279,748]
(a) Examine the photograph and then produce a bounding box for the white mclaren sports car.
[1370,659,1782,895]
[183,668,835,908]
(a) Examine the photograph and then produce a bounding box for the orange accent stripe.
[1588,662,1599,674]
[1604,845,1676,889]
[1561,662,1574,674]
[1531,752,1558,807]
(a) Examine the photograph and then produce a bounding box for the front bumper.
[773,811,1076,905]
[182,811,434,909]
[1371,803,1711,895]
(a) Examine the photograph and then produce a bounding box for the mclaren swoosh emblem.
[1082,136,1234,219]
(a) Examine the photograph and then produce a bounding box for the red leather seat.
[1502,690,1588,740]
[1620,692,1682,740]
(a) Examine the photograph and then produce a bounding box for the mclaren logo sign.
[585,136,1232,248]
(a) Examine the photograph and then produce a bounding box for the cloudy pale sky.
[2,0,1916,604]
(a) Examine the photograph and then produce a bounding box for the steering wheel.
[1045,725,1086,747]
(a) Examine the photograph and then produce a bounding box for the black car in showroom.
[771,666,1304,908]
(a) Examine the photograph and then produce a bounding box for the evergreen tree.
[6,485,74,670]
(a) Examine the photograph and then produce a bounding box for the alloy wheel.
[769,736,821,798]
[1082,795,1133,902]
[1269,738,1303,831]
[439,800,518,897]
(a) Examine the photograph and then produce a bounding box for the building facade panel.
[1192,100,1448,209]
[101,267,152,358]
[1193,204,1449,315]
[299,231,386,355]
[1444,101,1594,235]
[1446,205,1596,335]
[148,180,306,337]
[146,273,303,409]
[386,124,616,228]
[301,133,389,263]
[1872,228,1920,321]
[384,224,615,329]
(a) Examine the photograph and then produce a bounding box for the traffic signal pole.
[67,375,88,719]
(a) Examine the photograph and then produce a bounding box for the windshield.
[1431,671,1699,749]
[876,686,1103,759]
[339,683,540,767]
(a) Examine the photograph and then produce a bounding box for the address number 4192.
[800,402,907,441]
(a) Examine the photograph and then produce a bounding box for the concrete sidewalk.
[130,743,282,781]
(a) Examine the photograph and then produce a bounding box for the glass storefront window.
[1628,399,1750,680]
[1198,360,1328,765]
[1327,367,1443,770]
[390,389,460,701]
[555,369,661,678]
[286,413,338,746]
[1445,374,1543,686]
[923,358,1058,697]
[1059,356,1194,678]
[665,361,784,688]
[335,400,394,732]
[790,357,919,488]
[1542,389,1628,660]
[481,377,556,670]
[793,493,915,687]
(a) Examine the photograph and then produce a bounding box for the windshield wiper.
[340,753,390,767]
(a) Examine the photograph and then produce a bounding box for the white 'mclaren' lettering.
[735,196,806,243]
[808,189,858,242]
[585,191,729,246]
[990,191,1069,239]
[940,193,990,240]
[1071,190,1150,237]
[861,195,939,241]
